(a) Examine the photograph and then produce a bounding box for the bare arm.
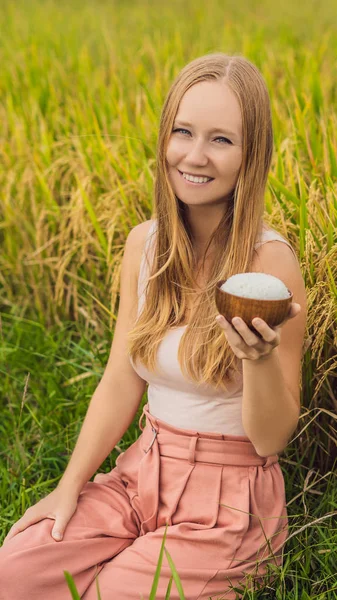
[56,374,145,497]
[56,224,149,497]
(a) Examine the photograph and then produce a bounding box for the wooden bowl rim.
[216,280,293,302]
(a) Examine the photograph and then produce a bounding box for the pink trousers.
[0,403,289,600]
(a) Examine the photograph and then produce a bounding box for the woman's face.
[166,80,243,209]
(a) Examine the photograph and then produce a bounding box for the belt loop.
[263,454,278,470]
[188,435,199,465]
[139,402,151,432]
[144,426,158,453]
[138,410,146,432]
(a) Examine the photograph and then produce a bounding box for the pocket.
[115,451,124,467]
[216,466,251,566]
[158,458,223,529]
[114,436,143,492]
[246,463,289,563]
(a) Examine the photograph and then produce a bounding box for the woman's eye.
[172,128,232,145]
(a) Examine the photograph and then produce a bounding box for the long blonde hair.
[127,52,273,392]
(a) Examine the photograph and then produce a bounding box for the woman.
[0,53,307,599]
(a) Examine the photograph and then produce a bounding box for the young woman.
[0,53,307,599]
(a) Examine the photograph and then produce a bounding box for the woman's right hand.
[2,486,80,546]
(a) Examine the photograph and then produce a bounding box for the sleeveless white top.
[129,219,297,435]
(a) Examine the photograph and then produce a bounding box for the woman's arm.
[241,348,300,456]
[57,226,148,496]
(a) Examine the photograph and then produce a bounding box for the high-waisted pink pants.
[0,403,289,600]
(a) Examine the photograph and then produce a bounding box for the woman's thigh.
[82,460,288,600]
[0,470,140,600]
[81,527,219,600]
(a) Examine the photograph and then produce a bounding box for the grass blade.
[164,547,186,600]
[148,522,169,600]
[63,571,81,599]
[165,576,173,599]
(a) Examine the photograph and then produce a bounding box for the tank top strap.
[135,219,308,355]
[138,221,297,286]
[255,225,297,260]
[137,219,157,315]
[137,220,297,311]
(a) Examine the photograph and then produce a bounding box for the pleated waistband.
[138,403,278,470]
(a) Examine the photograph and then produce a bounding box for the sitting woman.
[0,52,307,600]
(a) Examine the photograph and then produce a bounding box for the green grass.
[1,0,337,597]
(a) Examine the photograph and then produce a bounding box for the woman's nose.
[185,140,209,164]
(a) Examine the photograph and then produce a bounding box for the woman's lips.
[178,170,214,186]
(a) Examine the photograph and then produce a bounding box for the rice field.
[0,0,336,597]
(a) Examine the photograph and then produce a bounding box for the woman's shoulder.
[258,221,290,243]
[256,221,297,259]
[130,219,155,250]
[135,218,293,253]
[131,219,156,283]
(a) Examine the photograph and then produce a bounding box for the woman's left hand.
[215,302,302,361]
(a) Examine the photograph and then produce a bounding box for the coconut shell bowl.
[215,279,293,337]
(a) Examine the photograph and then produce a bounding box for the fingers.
[281,302,301,327]
[231,318,260,345]
[216,315,280,360]
[3,519,31,544]
[2,489,78,546]
[292,303,301,317]
[4,518,68,545]
[3,509,48,545]
[52,518,68,541]
[220,316,266,345]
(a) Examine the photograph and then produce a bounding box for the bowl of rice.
[215,273,292,336]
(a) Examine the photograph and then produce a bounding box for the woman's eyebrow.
[173,120,238,138]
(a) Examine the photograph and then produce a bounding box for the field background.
[0,0,336,597]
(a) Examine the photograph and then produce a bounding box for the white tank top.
[129,219,297,435]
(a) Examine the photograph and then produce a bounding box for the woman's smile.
[177,169,214,187]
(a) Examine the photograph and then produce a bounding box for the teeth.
[183,173,211,184]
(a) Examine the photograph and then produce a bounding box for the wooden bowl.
[215,279,293,337]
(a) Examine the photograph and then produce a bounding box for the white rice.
[220,272,290,300]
